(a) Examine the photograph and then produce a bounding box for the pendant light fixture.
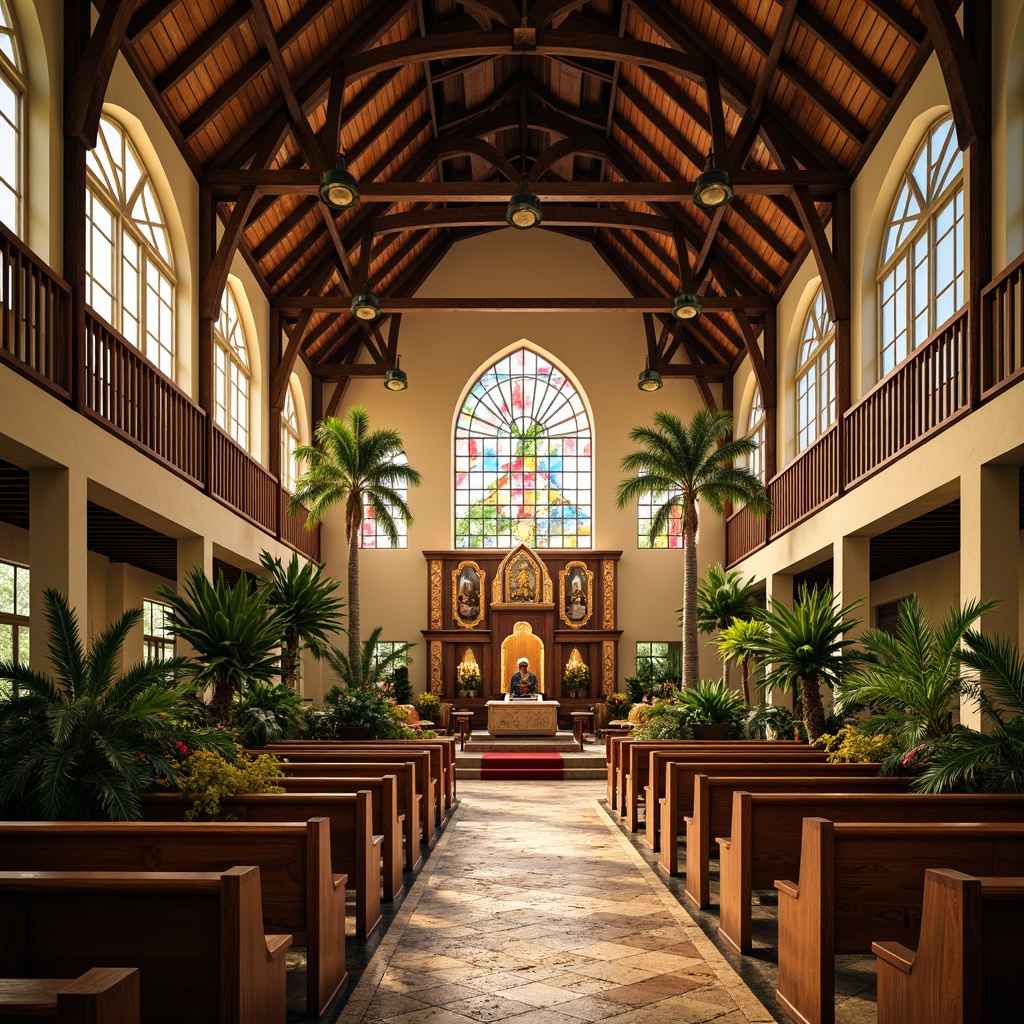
[637,358,663,392]
[383,356,408,391]
[350,283,381,322]
[319,153,360,211]
[506,175,542,229]
[693,152,734,210]
[671,292,702,320]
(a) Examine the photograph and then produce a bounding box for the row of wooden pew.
[0,736,457,1024]
[604,734,1024,1024]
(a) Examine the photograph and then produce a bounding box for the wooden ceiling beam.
[459,0,520,25]
[791,186,849,321]
[860,0,926,44]
[199,189,258,319]
[370,205,679,234]
[154,5,252,93]
[797,6,894,98]
[127,0,183,39]
[530,0,595,28]
[279,295,774,313]
[734,310,775,407]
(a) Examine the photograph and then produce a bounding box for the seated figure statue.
[507,657,541,700]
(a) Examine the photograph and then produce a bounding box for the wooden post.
[198,188,215,492]
[269,308,283,538]
[833,190,851,494]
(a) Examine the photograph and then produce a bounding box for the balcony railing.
[981,249,1024,399]
[280,490,321,562]
[770,425,840,534]
[0,221,71,398]
[844,308,969,487]
[84,311,206,486]
[725,502,767,564]
[210,426,278,534]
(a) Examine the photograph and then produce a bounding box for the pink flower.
[175,741,189,755]
[902,744,925,767]
[138,754,148,763]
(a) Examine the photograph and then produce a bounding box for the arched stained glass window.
[796,287,836,452]
[637,489,683,549]
[213,284,250,450]
[746,386,765,484]
[281,382,301,493]
[86,115,175,377]
[879,115,964,376]
[362,452,409,549]
[455,348,592,548]
[0,0,24,235]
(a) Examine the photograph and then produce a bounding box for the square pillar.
[765,571,794,712]
[175,534,213,658]
[960,464,1020,730]
[835,535,870,642]
[29,466,88,674]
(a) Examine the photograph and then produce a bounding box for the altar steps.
[456,734,604,780]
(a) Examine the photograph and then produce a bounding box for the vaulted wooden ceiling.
[102,0,958,402]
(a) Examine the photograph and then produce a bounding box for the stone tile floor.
[334,781,774,1024]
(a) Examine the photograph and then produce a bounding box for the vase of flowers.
[457,660,481,698]
[562,660,590,698]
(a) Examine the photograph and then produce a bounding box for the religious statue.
[507,656,540,699]
[566,574,587,621]
[511,561,536,602]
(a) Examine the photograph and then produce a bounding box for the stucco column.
[833,534,872,718]
[29,466,89,673]
[175,534,213,657]
[960,464,1020,730]
[765,571,794,711]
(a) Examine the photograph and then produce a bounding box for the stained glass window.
[0,0,23,235]
[796,286,836,452]
[362,452,409,549]
[746,386,766,484]
[281,382,301,494]
[213,283,250,450]
[879,116,964,376]
[637,489,684,549]
[455,348,592,548]
[86,115,176,378]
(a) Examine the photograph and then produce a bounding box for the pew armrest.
[872,941,916,974]
[775,878,799,898]
[332,872,347,893]
[265,934,293,960]
[716,837,731,852]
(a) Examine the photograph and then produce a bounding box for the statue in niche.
[511,560,537,602]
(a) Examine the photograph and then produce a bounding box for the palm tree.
[0,590,204,820]
[258,550,346,690]
[287,406,422,672]
[615,408,769,688]
[717,617,769,703]
[695,563,761,682]
[835,595,996,756]
[157,568,283,725]
[756,583,862,743]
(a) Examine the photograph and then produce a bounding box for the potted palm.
[677,679,748,739]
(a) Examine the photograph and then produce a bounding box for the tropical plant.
[695,564,762,680]
[287,406,422,674]
[817,725,902,764]
[676,678,748,727]
[412,691,441,722]
[232,681,309,748]
[387,664,413,705]
[604,692,633,722]
[258,550,346,690]
[835,595,995,755]
[632,701,694,740]
[615,408,769,688]
[716,617,769,704]
[176,749,285,821]
[910,631,1024,793]
[0,590,224,821]
[756,584,862,743]
[625,650,681,704]
[156,568,283,724]
[743,700,803,741]
[323,685,403,739]
[326,626,413,690]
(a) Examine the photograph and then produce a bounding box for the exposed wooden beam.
[791,185,849,321]
[530,0,593,27]
[154,5,252,94]
[458,0,519,25]
[371,206,678,235]
[127,0,182,39]
[734,310,776,407]
[861,0,926,44]
[279,295,774,313]
[199,189,258,319]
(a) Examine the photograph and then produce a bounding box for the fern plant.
[232,681,309,748]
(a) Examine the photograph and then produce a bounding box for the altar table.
[486,699,560,736]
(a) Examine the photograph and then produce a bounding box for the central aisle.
[336,780,773,1024]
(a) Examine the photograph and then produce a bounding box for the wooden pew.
[0,866,290,1024]
[279,761,421,870]
[260,748,435,844]
[775,819,1024,1024]
[683,773,911,907]
[143,790,382,941]
[719,791,1024,955]
[873,869,1024,1024]
[644,742,823,847]
[0,818,347,1018]
[620,740,822,831]
[658,760,880,865]
[0,968,139,1024]
[276,776,403,902]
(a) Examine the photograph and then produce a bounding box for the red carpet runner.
[479,752,564,780]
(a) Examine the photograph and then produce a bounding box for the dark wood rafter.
[791,187,849,322]
[278,295,774,313]
[734,310,776,409]
[153,6,253,94]
[199,189,258,319]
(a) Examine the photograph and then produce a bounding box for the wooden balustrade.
[981,249,1024,399]
[768,425,839,535]
[844,309,969,487]
[210,426,278,533]
[725,504,767,565]
[0,220,71,397]
[280,490,321,562]
[84,312,206,485]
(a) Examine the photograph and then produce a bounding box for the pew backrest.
[0,967,139,1024]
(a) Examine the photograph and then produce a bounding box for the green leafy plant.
[817,725,901,764]
[632,701,694,740]
[604,692,633,722]
[387,665,413,705]
[412,691,441,721]
[615,408,769,688]
[676,678,748,727]
[323,684,402,739]
[0,590,224,821]
[562,660,590,697]
[232,681,309,748]
[176,749,284,821]
[717,617,769,704]
[757,584,863,743]
[258,550,346,691]
[625,651,682,703]
[288,407,422,675]
[695,564,761,682]
[157,568,283,724]
[744,700,803,741]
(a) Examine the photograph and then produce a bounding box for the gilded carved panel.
[602,560,615,628]
[602,640,615,694]
[430,640,443,694]
[429,560,442,629]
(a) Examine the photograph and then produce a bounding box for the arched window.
[213,284,250,450]
[796,286,836,452]
[637,489,683,549]
[0,0,24,234]
[746,386,766,483]
[878,115,964,376]
[86,115,175,377]
[280,382,301,493]
[455,348,592,548]
[362,452,409,549]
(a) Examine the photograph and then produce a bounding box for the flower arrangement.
[412,691,441,720]
[176,749,284,821]
[457,660,481,696]
[562,660,590,697]
[604,691,633,722]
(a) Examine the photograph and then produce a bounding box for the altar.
[486,699,560,736]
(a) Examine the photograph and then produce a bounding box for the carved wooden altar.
[422,544,622,720]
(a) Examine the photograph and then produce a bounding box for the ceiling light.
[693,152,734,210]
[384,356,408,391]
[319,154,360,211]
[637,359,663,392]
[506,176,542,229]
[671,292,702,320]
[350,284,381,322]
